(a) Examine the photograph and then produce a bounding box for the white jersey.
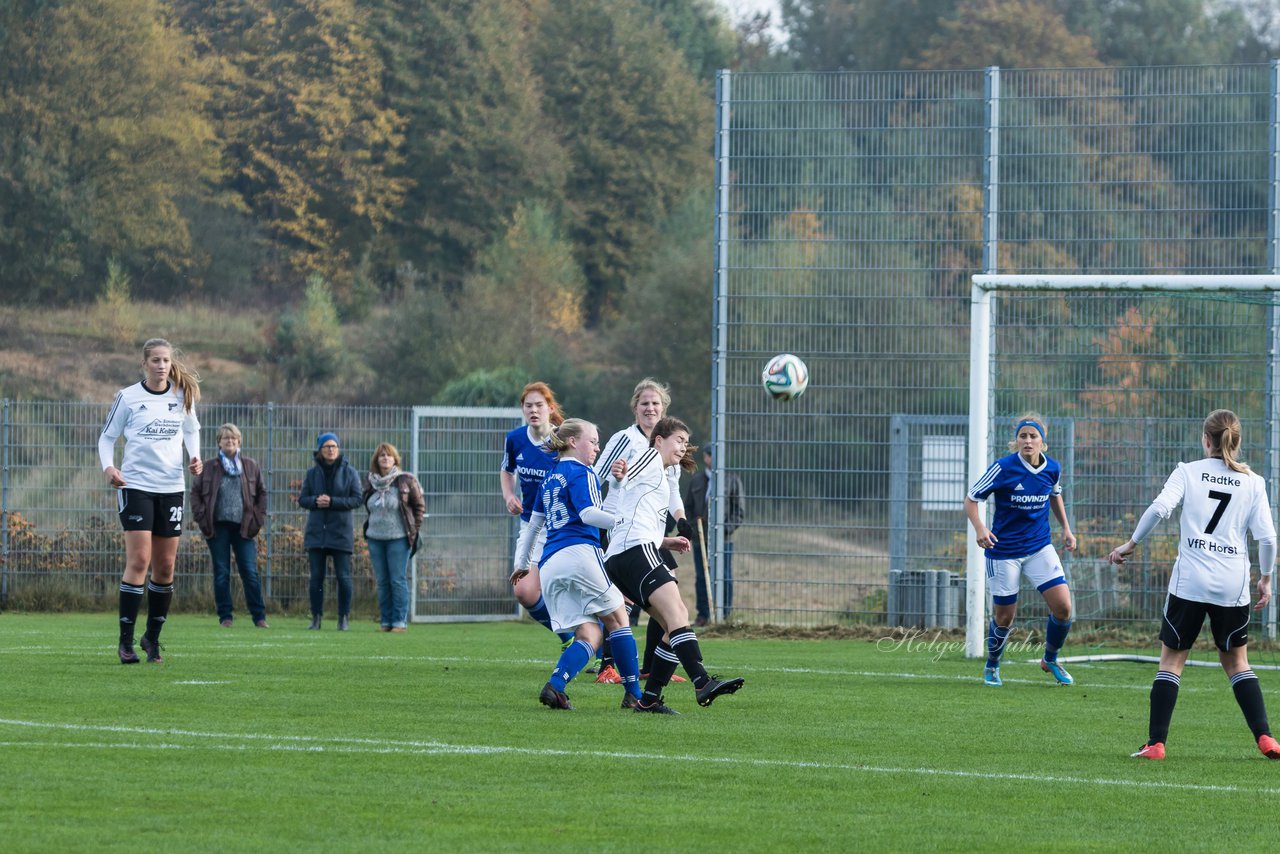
[1149,458,1277,607]
[604,448,670,559]
[98,381,200,494]
[594,424,682,519]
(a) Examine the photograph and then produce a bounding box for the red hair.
[520,381,564,427]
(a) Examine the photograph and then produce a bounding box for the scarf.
[219,450,242,477]
[368,468,401,508]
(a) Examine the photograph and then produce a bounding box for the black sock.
[1148,670,1180,745]
[667,626,709,687]
[599,634,613,668]
[642,616,664,674]
[118,582,144,643]
[145,581,174,640]
[642,643,680,700]
[1231,670,1271,739]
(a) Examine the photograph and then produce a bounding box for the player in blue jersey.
[500,382,572,645]
[510,419,643,710]
[964,412,1077,687]
[1109,410,1279,761]
[98,338,202,664]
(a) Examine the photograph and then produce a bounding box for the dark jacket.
[297,453,363,553]
[191,454,268,540]
[683,468,745,539]
[362,472,427,554]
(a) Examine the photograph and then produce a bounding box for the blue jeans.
[308,548,352,617]
[208,522,267,623]
[367,536,411,628]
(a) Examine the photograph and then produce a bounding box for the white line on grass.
[0,718,1274,796]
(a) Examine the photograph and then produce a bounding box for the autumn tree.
[0,0,220,302]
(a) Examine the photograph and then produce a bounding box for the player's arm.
[511,511,546,583]
[500,469,522,515]
[1109,466,1186,564]
[964,496,995,548]
[183,409,202,475]
[1255,537,1276,610]
[98,392,127,486]
[1049,493,1076,552]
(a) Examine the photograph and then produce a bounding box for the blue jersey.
[532,458,604,566]
[502,426,557,522]
[967,452,1063,559]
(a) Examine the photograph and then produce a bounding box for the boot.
[308,614,322,630]
[337,615,350,631]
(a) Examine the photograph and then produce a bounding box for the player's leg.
[138,494,181,662]
[600,605,641,701]
[984,557,1019,685]
[514,565,572,644]
[1135,595,1200,758]
[1038,581,1074,684]
[1211,606,1280,757]
[117,523,152,663]
[646,582,743,708]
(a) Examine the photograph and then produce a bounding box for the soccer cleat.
[139,634,164,664]
[983,666,1002,687]
[118,641,140,665]
[539,682,573,710]
[1259,734,1280,759]
[696,675,744,707]
[1131,742,1165,760]
[595,665,622,684]
[1041,659,1074,685]
[634,695,681,715]
[620,693,642,710]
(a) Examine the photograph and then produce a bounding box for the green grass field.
[3,614,1279,852]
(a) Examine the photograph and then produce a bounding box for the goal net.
[966,274,1280,665]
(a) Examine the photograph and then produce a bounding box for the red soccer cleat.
[595,665,621,684]
[1131,742,1165,760]
[1258,734,1280,759]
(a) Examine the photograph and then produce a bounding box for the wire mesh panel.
[716,64,1278,629]
[410,406,522,622]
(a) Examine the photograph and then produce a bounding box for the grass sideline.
[3,615,1280,852]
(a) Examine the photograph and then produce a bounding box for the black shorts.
[606,543,677,608]
[1160,593,1251,651]
[117,489,185,537]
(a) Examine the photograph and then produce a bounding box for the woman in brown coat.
[190,423,269,628]
[362,443,426,632]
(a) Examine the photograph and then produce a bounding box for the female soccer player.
[605,417,745,713]
[510,419,642,710]
[499,382,571,644]
[964,412,1077,687]
[99,338,202,664]
[1109,410,1279,760]
[593,378,690,683]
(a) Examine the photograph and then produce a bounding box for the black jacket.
[297,453,363,552]
[683,468,745,539]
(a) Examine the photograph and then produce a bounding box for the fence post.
[265,401,274,601]
[1265,59,1280,639]
[1,399,9,607]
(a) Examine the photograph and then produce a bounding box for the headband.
[1015,420,1044,439]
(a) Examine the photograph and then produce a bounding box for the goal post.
[966,274,1280,659]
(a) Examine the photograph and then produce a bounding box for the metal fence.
[711,63,1280,629]
[0,400,519,620]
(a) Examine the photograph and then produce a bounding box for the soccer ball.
[762,353,809,401]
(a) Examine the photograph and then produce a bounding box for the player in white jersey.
[592,378,689,683]
[1109,410,1279,761]
[97,338,202,665]
[499,381,572,645]
[510,420,643,711]
[604,417,744,713]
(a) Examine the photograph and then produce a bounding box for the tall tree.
[780,0,961,71]
[640,0,738,82]
[0,0,219,302]
[1052,0,1270,66]
[914,0,1101,68]
[172,0,407,297]
[368,0,567,291]
[532,0,712,324]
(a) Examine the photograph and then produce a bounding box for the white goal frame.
[966,274,1280,659]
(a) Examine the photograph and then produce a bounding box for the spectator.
[363,442,425,633]
[684,446,745,625]
[298,432,362,630]
[191,423,269,629]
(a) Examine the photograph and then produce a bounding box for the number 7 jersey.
[1151,458,1277,606]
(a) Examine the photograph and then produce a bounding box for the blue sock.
[986,619,1010,669]
[1044,614,1072,662]
[607,627,642,699]
[526,596,560,637]
[549,639,594,692]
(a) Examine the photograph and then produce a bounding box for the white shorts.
[985,543,1066,602]
[540,543,624,633]
[515,519,548,568]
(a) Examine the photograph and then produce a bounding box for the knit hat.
[317,432,340,450]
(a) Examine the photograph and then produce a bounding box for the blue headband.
[1015,420,1044,439]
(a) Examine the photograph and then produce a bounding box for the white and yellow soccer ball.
[761,353,809,401]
